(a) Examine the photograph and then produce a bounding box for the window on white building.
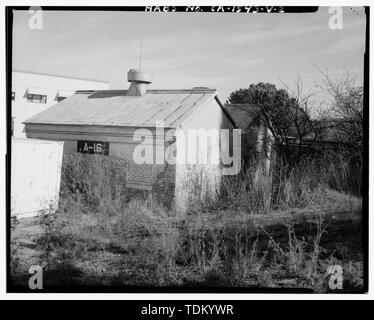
[55,90,72,102]
[27,93,47,104]
[57,96,66,102]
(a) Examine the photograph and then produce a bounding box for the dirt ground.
[10,207,365,292]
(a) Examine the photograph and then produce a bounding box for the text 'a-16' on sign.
[77,140,109,155]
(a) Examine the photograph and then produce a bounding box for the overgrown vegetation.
[10,71,364,292]
[10,151,363,292]
[220,151,361,215]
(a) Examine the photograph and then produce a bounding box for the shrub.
[221,153,362,213]
[26,151,362,290]
[220,162,272,214]
[60,153,128,211]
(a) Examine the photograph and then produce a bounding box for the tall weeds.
[60,153,128,212]
[26,152,362,290]
[220,154,361,213]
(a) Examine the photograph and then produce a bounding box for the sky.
[12,7,366,104]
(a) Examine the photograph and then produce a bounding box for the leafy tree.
[227,82,316,146]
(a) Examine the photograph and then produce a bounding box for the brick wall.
[126,162,176,207]
[153,163,176,207]
[25,123,179,206]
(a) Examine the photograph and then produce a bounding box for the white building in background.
[11,70,109,137]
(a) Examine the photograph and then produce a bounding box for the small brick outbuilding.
[24,69,237,213]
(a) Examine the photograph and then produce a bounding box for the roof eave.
[23,122,178,130]
[214,95,238,129]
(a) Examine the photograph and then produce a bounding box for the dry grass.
[220,155,361,214]
[10,152,364,292]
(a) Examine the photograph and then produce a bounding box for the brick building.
[24,69,237,213]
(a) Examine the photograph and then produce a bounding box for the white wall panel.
[11,138,64,218]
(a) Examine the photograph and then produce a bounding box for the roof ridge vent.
[127,69,152,96]
[192,86,210,90]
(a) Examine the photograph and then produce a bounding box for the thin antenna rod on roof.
[139,36,143,70]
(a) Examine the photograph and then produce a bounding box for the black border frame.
[5,5,369,294]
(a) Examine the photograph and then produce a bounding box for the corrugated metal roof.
[25,89,220,128]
